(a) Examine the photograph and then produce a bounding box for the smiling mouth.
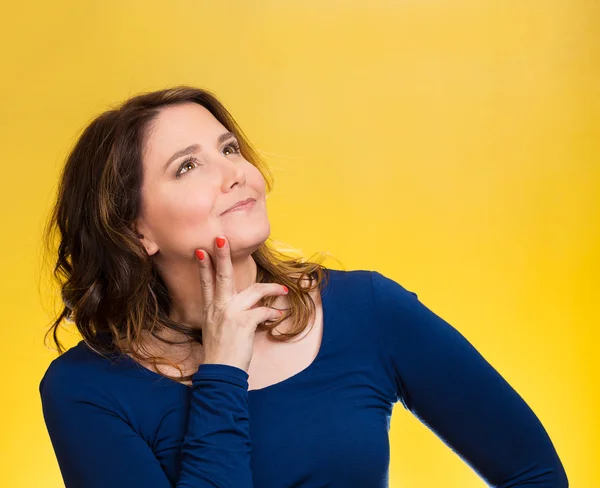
[221,198,256,215]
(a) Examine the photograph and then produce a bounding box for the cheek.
[247,165,267,194]
[180,196,212,223]
[149,188,215,239]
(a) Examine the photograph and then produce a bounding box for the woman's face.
[135,102,270,263]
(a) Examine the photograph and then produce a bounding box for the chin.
[226,219,271,257]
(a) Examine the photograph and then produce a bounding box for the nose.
[218,155,246,191]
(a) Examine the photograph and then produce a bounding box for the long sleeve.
[371,271,568,487]
[39,362,254,488]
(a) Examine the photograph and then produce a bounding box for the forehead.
[144,102,226,160]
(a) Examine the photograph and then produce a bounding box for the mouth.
[221,198,257,215]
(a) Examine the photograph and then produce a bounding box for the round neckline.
[112,268,335,394]
[248,269,332,394]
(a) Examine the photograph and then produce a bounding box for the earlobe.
[139,235,158,256]
[132,223,158,256]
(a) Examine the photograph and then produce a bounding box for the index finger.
[213,235,236,306]
[195,247,215,307]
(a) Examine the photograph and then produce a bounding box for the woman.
[39,86,568,487]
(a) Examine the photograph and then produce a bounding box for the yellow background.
[1,1,598,486]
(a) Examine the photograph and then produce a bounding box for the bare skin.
[124,269,322,390]
[247,284,322,391]
[126,102,323,388]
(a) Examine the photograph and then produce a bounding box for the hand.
[194,235,288,373]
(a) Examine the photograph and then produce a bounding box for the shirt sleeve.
[370,270,568,488]
[39,362,253,488]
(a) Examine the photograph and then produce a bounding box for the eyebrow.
[163,131,237,172]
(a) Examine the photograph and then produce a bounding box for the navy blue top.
[39,268,568,487]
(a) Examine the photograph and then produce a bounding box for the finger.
[213,235,236,306]
[195,248,214,307]
[245,306,285,328]
[233,282,289,312]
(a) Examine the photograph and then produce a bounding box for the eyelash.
[175,139,242,178]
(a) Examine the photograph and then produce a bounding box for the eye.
[175,139,241,178]
[223,139,241,156]
[175,156,198,178]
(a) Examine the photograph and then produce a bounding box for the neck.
[160,253,259,328]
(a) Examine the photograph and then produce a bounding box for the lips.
[221,198,256,215]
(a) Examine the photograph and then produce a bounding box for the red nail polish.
[195,250,205,261]
[282,286,289,293]
[216,237,225,248]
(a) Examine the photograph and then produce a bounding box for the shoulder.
[331,268,425,345]
[369,269,420,304]
[323,267,419,303]
[39,342,125,413]
[40,341,108,384]
[315,267,421,330]
[314,266,374,290]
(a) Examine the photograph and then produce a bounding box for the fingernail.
[216,237,225,248]
[195,250,205,261]
[282,286,289,293]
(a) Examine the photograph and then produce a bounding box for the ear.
[132,218,159,257]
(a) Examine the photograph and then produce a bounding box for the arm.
[40,362,253,488]
[371,271,568,487]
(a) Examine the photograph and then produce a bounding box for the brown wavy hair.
[41,85,337,382]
